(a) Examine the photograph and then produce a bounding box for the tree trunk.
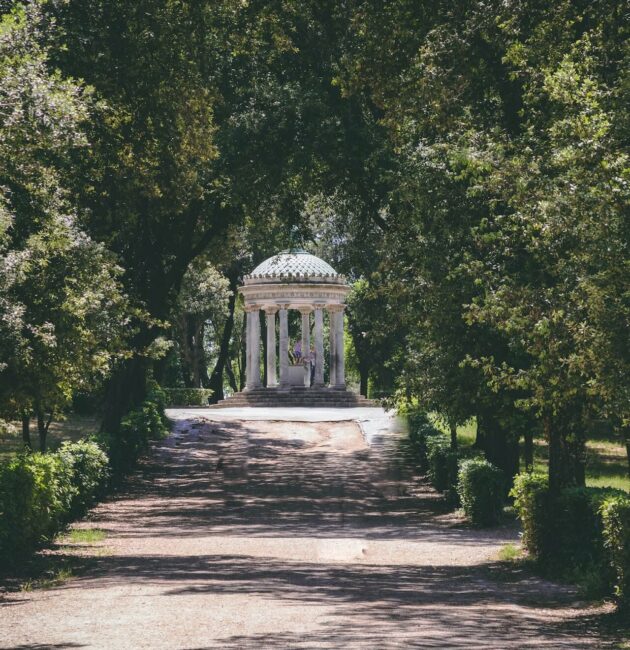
[477,411,519,489]
[359,367,369,398]
[192,318,205,388]
[101,354,148,435]
[21,415,32,450]
[36,411,50,453]
[208,289,237,403]
[225,355,238,393]
[449,421,458,451]
[625,428,630,479]
[547,414,563,496]
[524,428,534,472]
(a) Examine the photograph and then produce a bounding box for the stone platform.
[209,386,375,409]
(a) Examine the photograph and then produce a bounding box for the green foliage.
[0,439,108,563]
[601,495,630,609]
[105,388,169,477]
[332,0,629,492]
[163,388,213,407]
[0,5,128,446]
[511,473,629,604]
[57,440,109,518]
[457,458,505,526]
[511,473,555,560]
[0,451,75,560]
[406,409,443,471]
[426,435,460,497]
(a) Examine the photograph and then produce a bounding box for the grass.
[428,413,477,447]
[497,543,522,562]
[429,412,629,493]
[64,528,107,544]
[0,414,99,462]
[20,567,75,592]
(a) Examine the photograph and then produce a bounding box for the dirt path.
[0,408,621,649]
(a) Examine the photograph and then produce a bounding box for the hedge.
[511,473,630,610]
[601,495,630,609]
[406,410,443,471]
[58,440,109,518]
[457,458,504,526]
[426,435,460,495]
[163,388,213,407]
[0,440,109,563]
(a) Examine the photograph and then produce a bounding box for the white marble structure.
[239,249,350,390]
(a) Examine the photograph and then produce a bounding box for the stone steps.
[209,387,376,409]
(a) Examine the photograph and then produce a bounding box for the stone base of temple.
[208,386,376,409]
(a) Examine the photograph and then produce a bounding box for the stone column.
[245,306,261,389]
[264,307,278,387]
[278,305,289,388]
[313,306,325,386]
[300,307,312,387]
[335,305,346,389]
[244,308,252,389]
[328,308,337,387]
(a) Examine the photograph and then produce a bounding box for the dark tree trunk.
[101,354,148,435]
[21,415,31,450]
[359,367,369,398]
[178,315,203,388]
[192,319,206,388]
[36,410,51,453]
[449,422,458,451]
[225,355,238,393]
[477,411,519,488]
[547,414,563,496]
[208,288,237,403]
[624,426,630,478]
[524,428,534,472]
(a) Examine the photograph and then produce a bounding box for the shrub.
[0,452,75,560]
[426,435,460,496]
[107,394,169,476]
[511,474,630,605]
[146,378,169,424]
[510,473,550,559]
[163,388,213,407]
[457,458,505,526]
[601,494,630,610]
[406,411,443,471]
[57,440,109,517]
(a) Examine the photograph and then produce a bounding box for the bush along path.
[1,407,627,649]
[0,380,169,572]
[405,409,630,616]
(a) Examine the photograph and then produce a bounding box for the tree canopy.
[0,0,627,486]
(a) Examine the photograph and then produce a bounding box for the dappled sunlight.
[1,412,620,649]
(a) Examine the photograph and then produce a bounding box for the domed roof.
[248,249,339,279]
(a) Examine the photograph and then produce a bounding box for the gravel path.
[0,408,621,649]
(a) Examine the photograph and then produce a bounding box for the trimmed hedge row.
[163,388,213,407]
[0,440,109,562]
[0,379,170,566]
[457,458,505,526]
[406,409,505,525]
[406,410,443,471]
[512,473,630,610]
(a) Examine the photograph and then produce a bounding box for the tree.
[334,0,628,489]
[0,4,128,450]
[174,260,230,389]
